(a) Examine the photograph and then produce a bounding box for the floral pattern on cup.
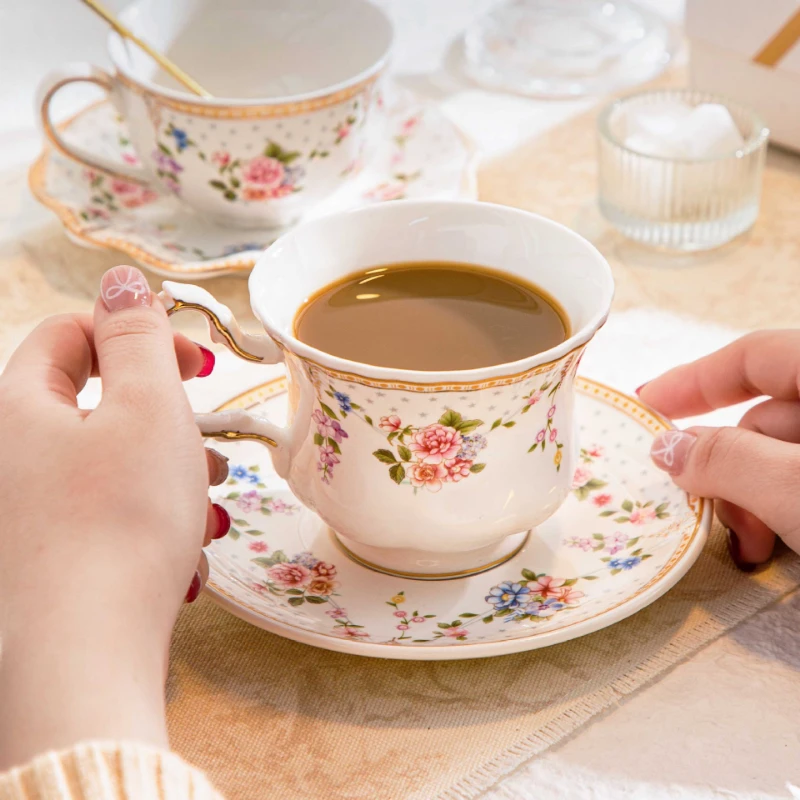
[153,106,361,203]
[312,402,350,484]
[523,375,565,470]
[372,409,487,491]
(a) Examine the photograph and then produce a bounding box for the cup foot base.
[333,531,530,581]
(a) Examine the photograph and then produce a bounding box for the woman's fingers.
[649,425,800,541]
[639,330,800,419]
[712,398,800,567]
[206,448,229,486]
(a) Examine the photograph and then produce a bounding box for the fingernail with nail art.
[100,266,151,312]
[650,430,697,475]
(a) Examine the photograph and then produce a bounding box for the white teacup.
[37,0,393,229]
[162,201,614,579]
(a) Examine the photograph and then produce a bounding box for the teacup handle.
[36,63,149,183]
[159,281,294,473]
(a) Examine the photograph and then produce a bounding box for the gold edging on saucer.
[28,99,476,278]
[206,376,707,647]
[165,300,265,362]
[332,532,531,581]
[115,69,381,118]
[297,346,584,393]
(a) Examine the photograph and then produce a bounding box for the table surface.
[2,2,798,798]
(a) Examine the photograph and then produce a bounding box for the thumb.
[94,265,185,411]
[650,426,799,538]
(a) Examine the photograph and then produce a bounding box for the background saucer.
[203,376,711,660]
[29,88,476,279]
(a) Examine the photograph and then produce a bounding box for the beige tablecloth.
[3,85,800,800]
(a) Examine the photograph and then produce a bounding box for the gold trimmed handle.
[161,283,292,470]
[36,63,149,183]
[160,281,282,363]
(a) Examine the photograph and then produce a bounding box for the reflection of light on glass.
[356,293,380,300]
[358,274,384,285]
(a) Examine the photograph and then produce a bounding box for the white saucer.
[29,88,476,279]
[204,376,711,660]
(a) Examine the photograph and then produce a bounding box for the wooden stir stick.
[79,0,213,98]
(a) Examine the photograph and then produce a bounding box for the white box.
[687,0,800,151]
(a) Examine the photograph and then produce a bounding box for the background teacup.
[161,201,615,579]
[36,0,393,229]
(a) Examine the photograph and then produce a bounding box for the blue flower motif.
[246,473,260,485]
[622,556,642,570]
[485,581,530,610]
[608,558,625,569]
[334,391,353,413]
[230,465,249,480]
[291,551,320,569]
[171,127,189,152]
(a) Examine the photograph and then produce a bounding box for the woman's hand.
[0,266,228,768]
[640,330,800,570]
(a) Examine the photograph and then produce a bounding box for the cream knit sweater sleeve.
[0,742,224,800]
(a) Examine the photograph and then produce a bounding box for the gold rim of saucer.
[332,532,531,581]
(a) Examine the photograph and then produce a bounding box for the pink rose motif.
[268,562,310,588]
[248,541,269,553]
[313,562,337,578]
[555,586,585,605]
[266,498,290,514]
[86,207,110,220]
[572,465,593,489]
[407,462,448,493]
[120,188,158,209]
[549,428,558,442]
[629,506,657,525]
[393,610,406,618]
[396,624,409,631]
[236,490,262,514]
[342,628,369,638]
[319,444,340,467]
[326,608,347,619]
[528,575,565,598]
[212,150,231,167]
[443,627,468,638]
[110,179,137,195]
[412,616,425,623]
[408,424,462,465]
[547,405,556,419]
[586,445,604,458]
[536,429,546,443]
[526,390,543,406]
[443,457,472,483]
[379,415,402,432]
[242,155,285,188]
[121,152,139,165]
[592,493,612,507]
[83,169,98,182]
[335,121,352,140]
[365,182,406,202]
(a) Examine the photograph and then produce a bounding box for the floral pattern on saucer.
[29,88,476,279]
[202,376,710,660]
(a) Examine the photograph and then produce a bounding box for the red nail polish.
[635,383,647,396]
[185,571,202,603]
[727,529,756,573]
[196,345,215,378]
[212,503,231,539]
